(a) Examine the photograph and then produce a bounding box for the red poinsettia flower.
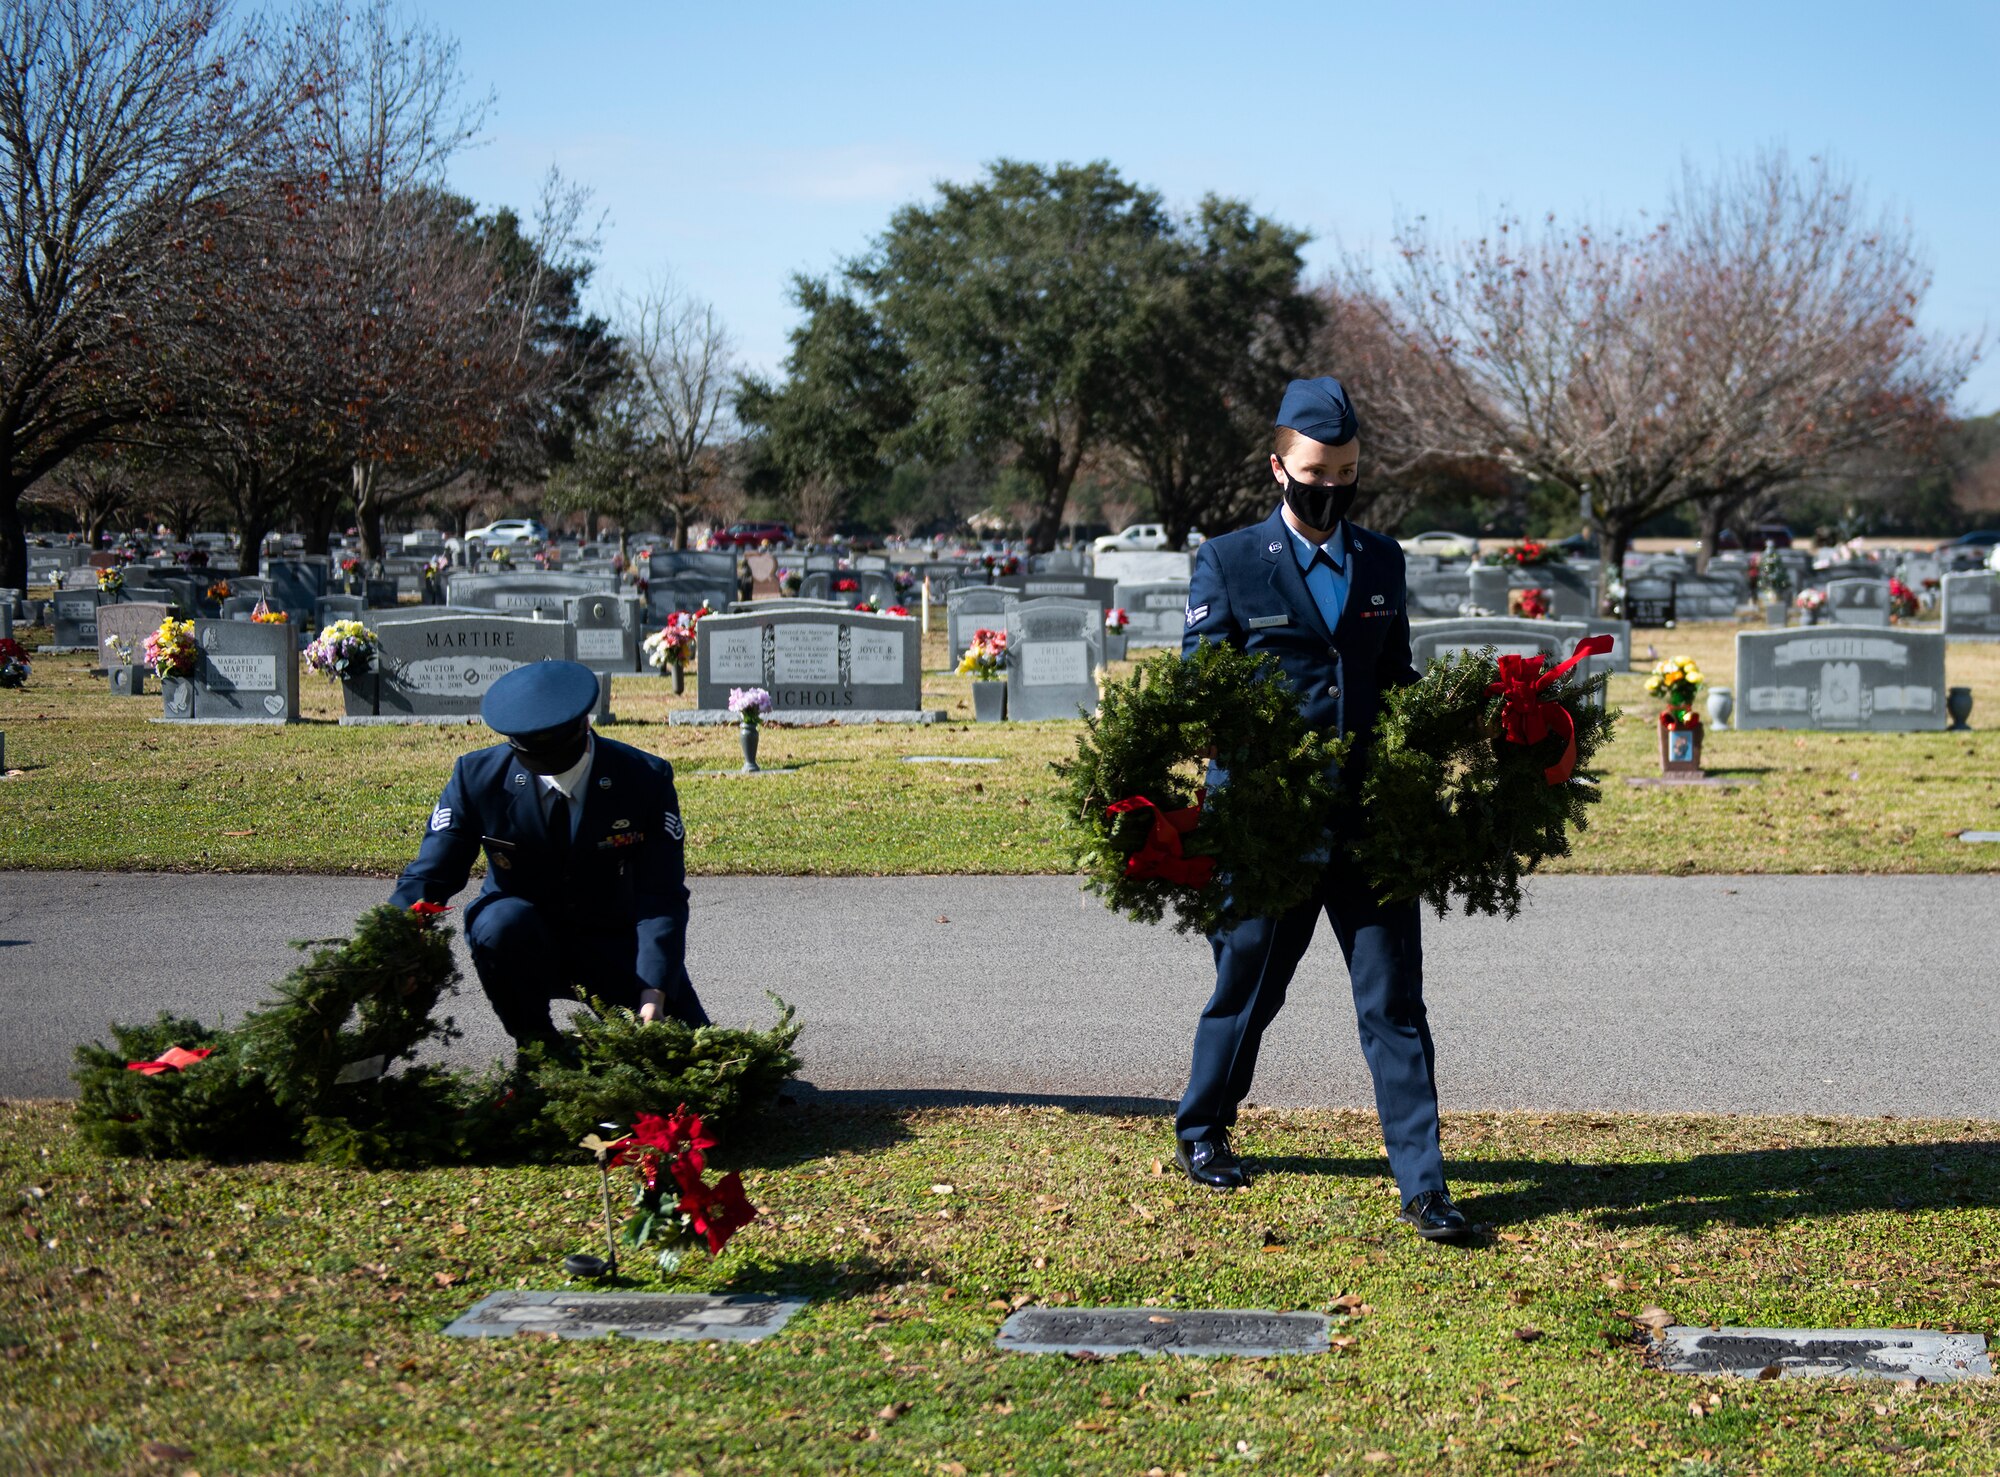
[126,1046,213,1076]
[677,1170,757,1254]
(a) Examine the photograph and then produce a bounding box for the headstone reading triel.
[1005,598,1103,721]
[1734,629,1946,731]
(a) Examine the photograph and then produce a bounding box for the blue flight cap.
[1274,376,1358,446]
[481,660,600,739]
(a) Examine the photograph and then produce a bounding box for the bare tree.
[0,0,302,589]
[788,475,845,545]
[28,444,139,544]
[1664,154,1971,567]
[622,278,734,550]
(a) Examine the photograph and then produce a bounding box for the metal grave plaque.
[1656,1326,1990,1383]
[443,1290,807,1343]
[997,1306,1330,1359]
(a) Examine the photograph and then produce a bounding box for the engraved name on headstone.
[443,1290,807,1343]
[49,589,101,650]
[449,572,617,614]
[360,615,575,722]
[997,1306,1330,1359]
[185,619,300,723]
[684,609,929,721]
[1656,1325,1990,1383]
[1005,598,1103,721]
[1112,581,1194,648]
[1824,577,1891,628]
[1735,629,1947,731]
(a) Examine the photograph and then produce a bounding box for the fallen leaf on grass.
[1330,1335,1359,1350]
[1513,1326,1543,1342]
[220,830,255,837]
[433,1272,458,1287]
[877,1402,911,1423]
[142,1441,195,1464]
[1364,1452,1390,1464]
[930,1183,955,1195]
[1604,1274,1638,1293]
[1632,1306,1675,1335]
[1688,1400,1708,1420]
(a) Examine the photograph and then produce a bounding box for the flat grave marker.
[443,1290,807,1344]
[1655,1325,1989,1383]
[997,1306,1331,1359]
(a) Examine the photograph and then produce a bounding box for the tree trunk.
[237,515,269,577]
[1601,521,1635,616]
[0,482,25,593]
[1692,493,1744,575]
[673,506,689,551]
[1027,478,1073,554]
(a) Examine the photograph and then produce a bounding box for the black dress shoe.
[1175,1134,1249,1189]
[1397,1188,1470,1241]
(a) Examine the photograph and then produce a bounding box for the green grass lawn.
[3,1100,1997,1473]
[6,623,2000,878]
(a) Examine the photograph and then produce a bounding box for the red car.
[710,522,794,549]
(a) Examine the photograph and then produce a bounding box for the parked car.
[466,518,548,546]
[1091,523,1171,554]
[1944,530,2000,548]
[1398,530,1480,558]
[1715,523,1794,552]
[710,521,795,549]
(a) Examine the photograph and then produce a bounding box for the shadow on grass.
[787,1086,1176,1116]
[1257,1140,2000,1234]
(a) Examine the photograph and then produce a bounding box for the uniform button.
[1327,646,1339,659]
[1327,685,1340,699]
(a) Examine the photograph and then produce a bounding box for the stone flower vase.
[160,674,194,721]
[109,664,146,698]
[973,680,1006,722]
[672,659,686,697]
[1104,630,1128,662]
[739,720,761,773]
[1705,686,1734,730]
[1948,686,1974,731]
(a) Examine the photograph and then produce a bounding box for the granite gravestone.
[1508,563,1594,620]
[947,587,1019,662]
[1409,616,1593,672]
[95,602,172,674]
[443,1291,807,1344]
[263,559,328,628]
[449,572,616,614]
[315,594,366,628]
[1940,572,2000,639]
[1672,573,1747,620]
[1005,599,1103,721]
[1407,566,1472,618]
[647,572,737,624]
[995,574,1118,611]
[48,589,101,650]
[354,614,575,723]
[645,550,737,582]
[1655,1325,1990,1384]
[1030,549,1089,574]
[997,1307,1330,1359]
[1825,578,1892,628]
[1624,575,1676,626]
[680,609,934,723]
[1467,565,1510,613]
[1735,629,1947,731]
[167,619,300,723]
[1093,550,1193,586]
[568,592,643,675]
[1112,581,1194,648]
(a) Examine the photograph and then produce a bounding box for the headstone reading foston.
[48,589,101,650]
[1655,1325,1990,1384]
[1941,572,2000,638]
[946,587,1018,661]
[182,619,300,723]
[443,1291,807,1344]
[1005,598,1103,721]
[356,615,574,723]
[448,571,616,614]
[997,1307,1330,1359]
[1735,629,1947,731]
[678,609,935,724]
[1112,581,1194,648]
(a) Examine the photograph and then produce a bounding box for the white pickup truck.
[1091,523,1203,554]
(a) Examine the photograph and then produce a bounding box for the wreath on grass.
[1352,640,1617,920]
[1057,641,1350,936]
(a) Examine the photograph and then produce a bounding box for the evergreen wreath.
[1353,644,1616,920]
[1057,640,1350,936]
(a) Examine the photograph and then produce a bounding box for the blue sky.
[421,0,1999,412]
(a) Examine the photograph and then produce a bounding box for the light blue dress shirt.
[1284,511,1351,634]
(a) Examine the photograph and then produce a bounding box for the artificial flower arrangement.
[0,637,31,689]
[1888,578,1921,621]
[1645,655,1704,731]
[852,598,879,613]
[1754,556,1793,601]
[423,554,450,581]
[1794,588,1827,617]
[145,617,198,681]
[728,687,775,728]
[956,627,1008,681]
[1482,539,1557,568]
[893,569,917,594]
[833,576,860,595]
[102,634,134,669]
[96,567,124,596]
[205,580,232,605]
[489,547,513,568]
[533,546,557,570]
[780,569,802,595]
[580,1107,757,1273]
[981,553,1022,576]
[303,619,379,680]
[1105,607,1130,631]
[643,605,709,672]
[251,599,288,625]
[338,556,362,576]
[1508,587,1550,620]
[884,604,909,617]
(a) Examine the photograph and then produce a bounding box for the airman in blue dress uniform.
[1172,377,1468,1241]
[389,660,707,1050]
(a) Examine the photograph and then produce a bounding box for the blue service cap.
[481,659,599,739]
[1274,376,1358,446]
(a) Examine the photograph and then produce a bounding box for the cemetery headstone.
[647,572,737,623]
[1509,562,1594,620]
[1824,577,1891,627]
[680,609,936,723]
[1467,565,1509,613]
[1654,1325,1990,1383]
[48,589,101,650]
[175,619,301,723]
[1409,617,1592,670]
[95,602,172,672]
[1005,598,1103,721]
[997,1306,1330,1359]
[1735,629,1947,731]
[1093,550,1193,586]
[263,558,328,628]
[443,1291,807,1344]
[568,592,643,674]
[315,594,366,628]
[1112,581,1194,648]
[1624,575,1676,626]
[1673,572,1748,620]
[1407,566,1472,618]
[947,587,1018,661]
[352,614,575,724]
[1940,572,2000,638]
[745,554,781,598]
[994,573,1118,611]
[449,572,616,614]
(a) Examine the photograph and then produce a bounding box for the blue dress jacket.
[1182,505,1420,797]
[389,736,691,991]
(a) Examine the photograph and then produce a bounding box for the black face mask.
[509,719,591,777]
[1280,469,1358,533]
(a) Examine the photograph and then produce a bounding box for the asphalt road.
[2,872,1995,1119]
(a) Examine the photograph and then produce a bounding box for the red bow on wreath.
[1105,795,1215,888]
[1486,634,1616,786]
